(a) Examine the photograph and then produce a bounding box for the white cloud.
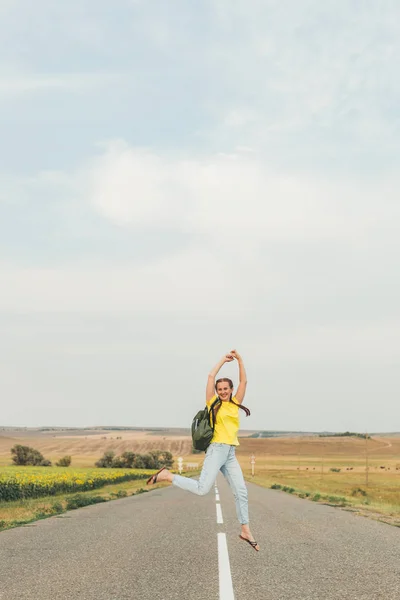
[2,139,399,333]
[84,141,190,228]
[84,140,390,245]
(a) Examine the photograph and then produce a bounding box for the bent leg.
[220,449,249,524]
[173,443,228,496]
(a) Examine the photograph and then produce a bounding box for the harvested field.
[1,428,399,470]
[0,430,193,467]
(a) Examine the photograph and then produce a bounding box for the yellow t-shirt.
[206,395,240,446]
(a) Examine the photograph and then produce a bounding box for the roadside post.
[250,454,256,477]
[177,456,183,474]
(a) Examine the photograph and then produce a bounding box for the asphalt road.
[0,476,399,600]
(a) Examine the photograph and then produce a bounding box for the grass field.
[1,429,399,528]
[234,437,400,527]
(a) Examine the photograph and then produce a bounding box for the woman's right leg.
[172,443,229,496]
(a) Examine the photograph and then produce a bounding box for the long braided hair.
[210,377,251,425]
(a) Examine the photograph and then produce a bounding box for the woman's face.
[216,381,233,401]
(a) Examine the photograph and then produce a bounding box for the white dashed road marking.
[216,503,223,524]
[218,533,235,600]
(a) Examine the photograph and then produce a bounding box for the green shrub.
[330,468,341,472]
[271,484,281,489]
[351,487,367,497]
[66,494,107,510]
[116,489,127,498]
[56,456,71,467]
[327,495,347,506]
[36,505,59,518]
[35,512,47,520]
[52,502,64,513]
[281,486,295,493]
[312,493,321,502]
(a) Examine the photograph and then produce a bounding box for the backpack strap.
[208,397,220,429]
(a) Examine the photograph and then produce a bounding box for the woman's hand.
[207,353,234,401]
[230,349,242,361]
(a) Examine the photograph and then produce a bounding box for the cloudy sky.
[1,1,399,432]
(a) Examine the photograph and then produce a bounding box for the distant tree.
[120,451,136,468]
[111,456,125,468]
[319,432,370,439]
[132,454,147,469]
[11,444,52,466]
[56,455,72,467]
[158,451,174,468]
[145,450,173,469]
[11,445,30,465]
[95,451,116,468]
[141,453,158,469]
[95,449,175,469]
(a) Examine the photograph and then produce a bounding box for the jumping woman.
[147,349,259,551]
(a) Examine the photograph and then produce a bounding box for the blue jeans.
[172,442,249,525]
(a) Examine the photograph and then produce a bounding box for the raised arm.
[206,353,234,402]
[231,350,247,404]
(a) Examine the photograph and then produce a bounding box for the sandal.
[146,466,167,486]
[239,535,260,551]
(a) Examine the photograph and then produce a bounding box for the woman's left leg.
[219,447,249,525]
[220,447,259,550]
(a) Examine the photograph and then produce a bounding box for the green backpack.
[191,398,220,452]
